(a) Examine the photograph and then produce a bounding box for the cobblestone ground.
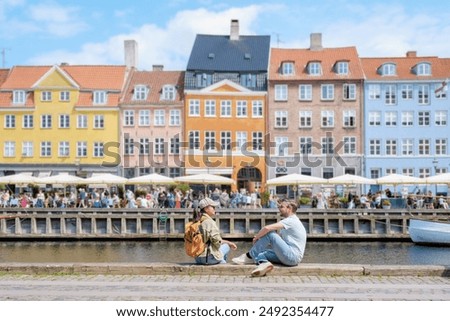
[0,274,449,301]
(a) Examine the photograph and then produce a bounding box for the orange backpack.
[184,217,208,257]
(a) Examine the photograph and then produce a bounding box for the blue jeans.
[249,231,300,266]
[195,243,230,265]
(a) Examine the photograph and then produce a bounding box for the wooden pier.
[0,208,448,240]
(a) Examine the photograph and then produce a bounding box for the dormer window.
[308,62,322,76]
[336,61,349,75]
[381,63,396,76]
[133,85,148,101]
[13,90,26,105]
[161,85,176,101]
[281,62,294,75]
[417,63,431,76]
[93,91,107,105]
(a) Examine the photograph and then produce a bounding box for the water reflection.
[0,241,449,266]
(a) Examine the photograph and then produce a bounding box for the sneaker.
[251,262,274,277]
[232,253,254,265]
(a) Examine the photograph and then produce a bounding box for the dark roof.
[186,34,271,72]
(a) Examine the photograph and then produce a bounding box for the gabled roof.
[186,34,270,72]
[360,56,450,80]
[269,47,364,81]
[32,65,79,89]
[121,69,184,105]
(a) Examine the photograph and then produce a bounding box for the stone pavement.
[0,263,449,301]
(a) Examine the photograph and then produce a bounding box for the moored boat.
[409,218,450,245]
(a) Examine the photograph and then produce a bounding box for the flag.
[435,79,448,94]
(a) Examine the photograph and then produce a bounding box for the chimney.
[406,51,417,58]
[310,33,323,51]
[230,19,239,41]
[152,65,164,71]
[124,40,138,69]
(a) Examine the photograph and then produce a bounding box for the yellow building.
[0,64,126,178]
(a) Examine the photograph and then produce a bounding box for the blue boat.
[409,218,450,245]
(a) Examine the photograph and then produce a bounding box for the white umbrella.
[0,173,36,185]
[266,173,327,186]
[327,174,376,185]
[83,173,128,185]
[424,173,450,184]
[175,173,235,194]
[127,173,175,185]
[376,173,424,185]
[35,173,85,185]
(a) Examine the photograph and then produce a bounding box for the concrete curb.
[0,263,448,277]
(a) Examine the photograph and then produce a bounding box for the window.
[40,141,51,157]
[133,85,148,101]
[59,114,70,128]
[435,139,447,155]
[385,168,397,175]
[23,115,33,128]
[189,131,200,150]
[41,91,52,101]
[161,85,176,101]
[321,84,334,100]
[382,63,396,76]
[252,132,263,151]
[252,101,263,117]
[236,101,247,117]
[139,110,150,126]
[93,91,107,104]
[60,91,70,101]
[418,139,430,155]
[5,115,15,128]
[205,100,216,117]
[196,73,212,87]
[94,115,104,128]
[240,74,257,88]
[275,136,288,156]
[418,168,431,178]
[275,111,288,128]
[22,142,33,157]
[77,115,87,128]
[403,168,414,176]
[385,111,397,126]
[322,168,334,179]
[343,110,356,128]
[189,100,200,116]
[154,110,165,126]
[220,100,231,117]
[300,137,312,154]
[435,111,447,126]
[170,137,180,154]
[418,111,430,126]
[308,62,321,75]
[41,115,52,128]
[274,84,288,101]
[370,168,381,179]
[236,132,248,151]
[59,141,70,157]
[321,137,334,154]
[4,141,15,157]
[169,110,180,126]
[401,139,414,155]
[299,111,312,128]
[298,85,312,101]
[343,84,356,100]
[369,139,381,155]
[385,85,397,105]
[418,85,430,105]
[204,131,216,150]
[93,142,104,157]
[155,138,164,155]
[343,137,356,154]
[124,138,135,155]
[368,111,381,126]
[282,62,294,75]
[336,61,349,75]
[321,110,334,127]
[13,90,26,104]
[417,63,431,76]
[368,85,381,100]
[221,131,231,151]
[401,84,413,99]
[139,138,149,155]
[401,111,413,126]
[77,142,87,157]
[385,139,397,155]
[124,110,135,126]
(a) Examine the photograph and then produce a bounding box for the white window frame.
[133,85,148,101]
[308,62,321,75]
[252,100,263,118]
[343,84,356,100]
[385,111,397,126]
[321,110,334,128]
[77,115,88,128]
[220,100,231,117]
[299,111,312,128]
[93,91,107,105]
[275,136,289,156]
[59,141,70,157]
[369,139,381,155]
[40,141,52,157]
[418,85,430,105]
[204,131,216,151]
[60,91,70,101]
[385,139,397,156]
[343,110,356,128]
[93,142,104,157]
[139,110,150,126]
[204,100,216,117]
[189,99,200,116]
[274,84,288,101]
[189,131,200,150]
[23,115,33,128]
[169,110,181,126]
[77,141,87,157]
[336,61,349,75]
[221,131,231,151]
[124,110,135,126]
[59,114,70,128]
[435,111,447,126]
[321,84,334,100]
[282,62,294,75]
[401,84,413,100]
[401,138,414,155]
[93,115,104,129]
[368,85,381,100]
[343,136,356,154]
[22,141,33,157]
[298,84,312,101]
[13,90,26,104]
[368,111,381,126]
[385,85,397,105]
[41,91,52,102]
[41,114,52,129]
[4,141,15,157]
[236,101,248,117]
[275,111,288,128]
[4,115,15,128]
[236,131,248,151]
[435,138,447,155]
[252,131,263,151]
[154,110,165,126]
[401,111,414,126]
[161,85,176,101]
[300,137,312,154]
[418,139,430,155]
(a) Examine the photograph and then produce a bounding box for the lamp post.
[432,158,438,195]
[74,158,81,177]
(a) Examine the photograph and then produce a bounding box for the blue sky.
[1,0,450,70]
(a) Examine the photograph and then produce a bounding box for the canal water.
[1,241,449,266]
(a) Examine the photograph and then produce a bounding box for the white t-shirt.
[280,215,307,260]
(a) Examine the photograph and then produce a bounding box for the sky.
[1,0,450,70]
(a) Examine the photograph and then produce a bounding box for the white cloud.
[28,5,268,70]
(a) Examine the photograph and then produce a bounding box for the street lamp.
[432,158,438,195]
